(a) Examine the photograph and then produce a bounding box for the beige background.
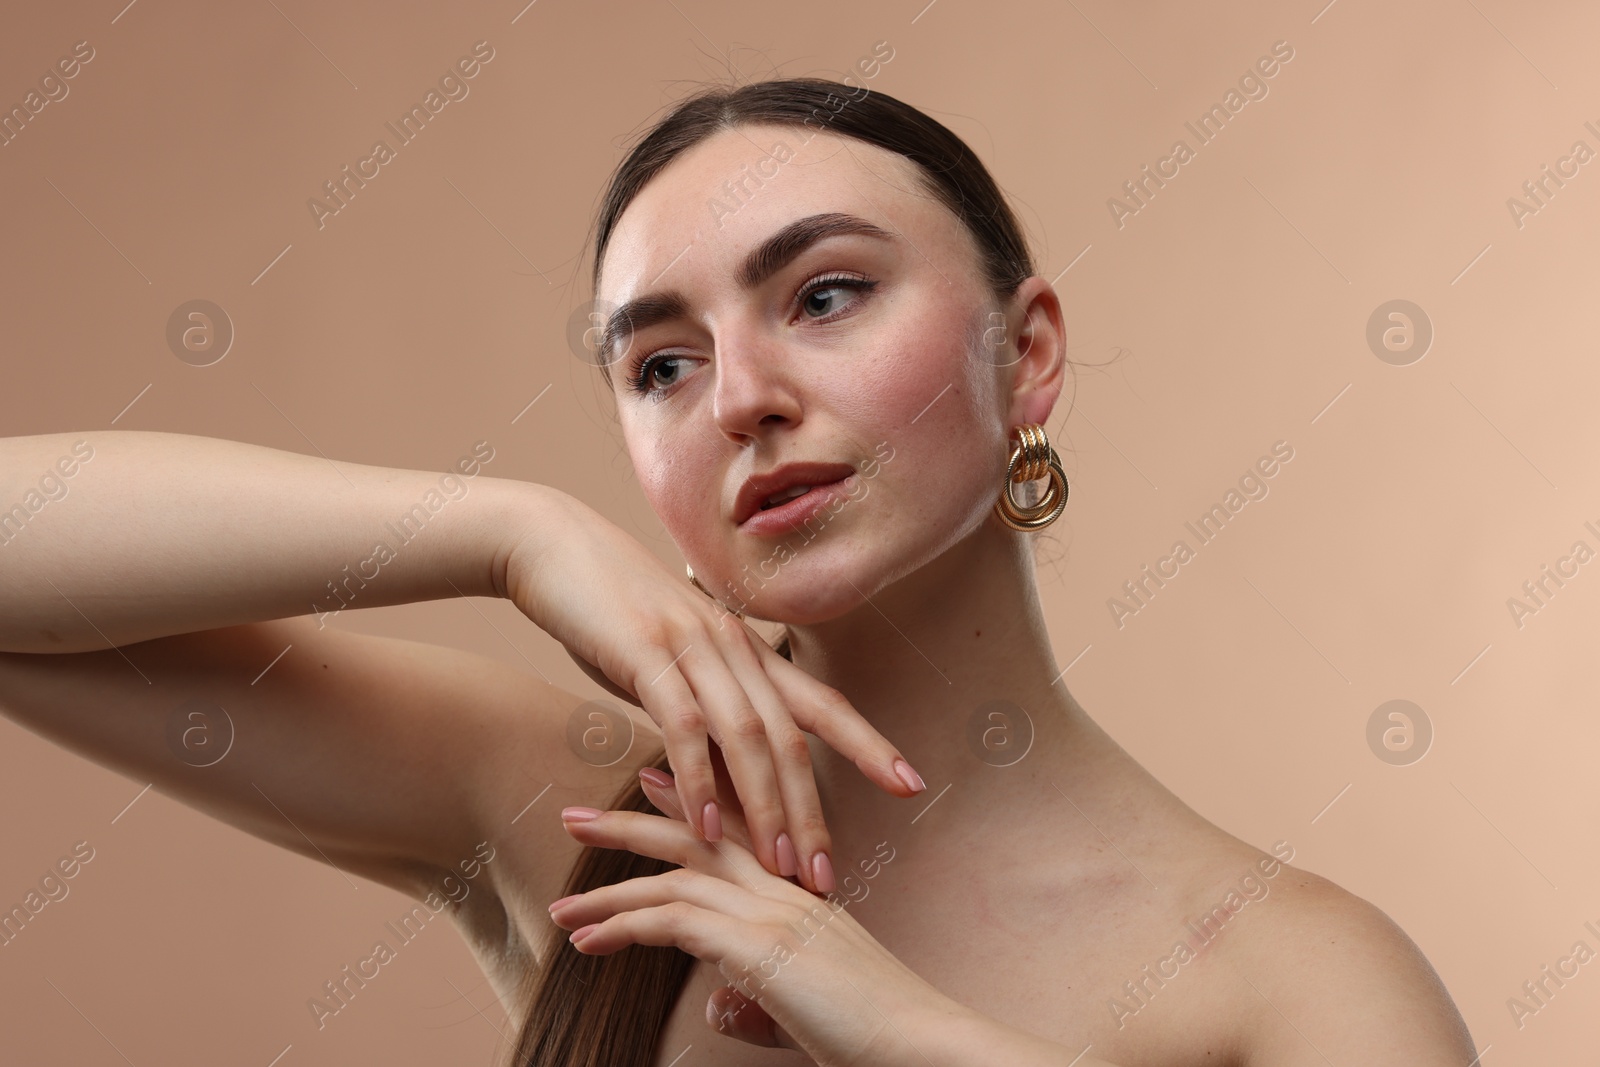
[2,0,1597,1062]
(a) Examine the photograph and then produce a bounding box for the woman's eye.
[649,358,687,387]
[798,275,875,319]
[626,274,876,399]
[801,286,848,317]
[629,355,693,396]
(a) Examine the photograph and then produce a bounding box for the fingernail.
[548,894,581,912]
[775,832,799,877]
[561,806,602,822]
[639,767,673,789]
[702,800,722,842]
[893,759,926,793]
[811,851,836,894]
[570,923,599,944]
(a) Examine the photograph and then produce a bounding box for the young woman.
[0,78,1475,1066]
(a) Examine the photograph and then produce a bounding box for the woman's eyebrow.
[600,212,895,364]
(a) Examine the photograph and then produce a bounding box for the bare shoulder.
[1211,856,1478,1066]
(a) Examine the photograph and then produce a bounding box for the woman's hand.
[504,484,926,894]
[551,804,969,1067]
[633,759,833,1046]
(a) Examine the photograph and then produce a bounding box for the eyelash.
[623,272,879,398]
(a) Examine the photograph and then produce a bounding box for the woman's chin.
[730,583,874,629]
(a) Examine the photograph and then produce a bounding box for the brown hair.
[509,74,1039,1065]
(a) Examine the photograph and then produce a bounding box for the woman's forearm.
[0,430,538,652]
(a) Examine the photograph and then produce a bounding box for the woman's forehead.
[598,126,936,302]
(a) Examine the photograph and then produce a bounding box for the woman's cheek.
[832,339,947,433]
[628,429,717,546]
[650,474,706,535]
[865,305,985,423]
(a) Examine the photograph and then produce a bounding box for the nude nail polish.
[702,800,722,842]
[893,758,926,793]
[811,851,836,894]
[775,832,799,877]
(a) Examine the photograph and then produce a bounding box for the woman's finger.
[560,806,767,887]
[629,645,720,842]
[756,641,927,800]
[555,807,936,1066]
[638,766,690,818]
[643,747,816,892]
[639,761,757,862]
[548,867,783,930]
[562,897,768,958]
[674,633,789,878]
[641,744,823,896]
[715,630,834,893]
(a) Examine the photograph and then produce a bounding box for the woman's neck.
[784,522,1106,861]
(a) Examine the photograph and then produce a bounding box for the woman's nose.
[711,337,802,442]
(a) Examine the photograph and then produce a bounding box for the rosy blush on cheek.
[626,428,734,576]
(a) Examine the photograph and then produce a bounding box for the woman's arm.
[0,430,614,923]
[0,428,921,904]
[0,430,527,652]
[0,615,618,920]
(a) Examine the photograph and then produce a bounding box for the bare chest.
[642,859,1250,1067]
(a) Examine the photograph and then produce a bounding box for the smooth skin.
[0,433,919,919]
[553,121,1479,1064]
[0,116,1479,1064]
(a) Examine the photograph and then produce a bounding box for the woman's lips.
[737,474,856,536]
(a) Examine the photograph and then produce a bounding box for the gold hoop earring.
[687,564,744,619]
[993,422,1069,531]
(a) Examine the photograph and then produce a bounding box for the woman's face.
[596,123,1041,625]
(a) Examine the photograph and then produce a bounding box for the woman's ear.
[1003,276,1068,430]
